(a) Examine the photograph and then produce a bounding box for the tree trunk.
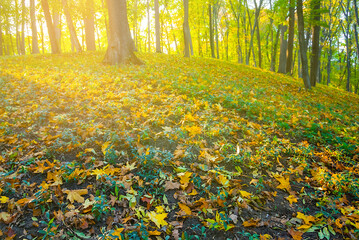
[104,0,142,65]
[84,0,96,51]
[41,0,60,54]
[254,0,262,68]
[214,3,219,59]
[310,0,320,87]
[278,25,287,73]
[297,0,311,89]
[20,0,25,54]
[183,0,191,57]
[147,0,151,52]
[53,10,61,52]
[354,0,359,59]
[270,26,280,72]
[30,0,40,54]
[209,4,215,58]
[155,0,161,53]
[286,0,295,74]
[0,5,3,56]
[62,0,82,52]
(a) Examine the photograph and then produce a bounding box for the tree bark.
[30,0,40,54]
[103,0,142,65]
[20,0,25,54]
[41,0,60,54]
[286,0,295,74]
[62,0,82,52]
[209,4,215,58]
[147,0,150,52]
[0,5,3,56]
[155,0,161,53]
[278,25,287,73]
[214,3,219,59]
[254,0,262,68]
[270,26,280,72]
[183,0,191,57]
[310,0,320,87]
[297,0,311,89]
[84,0,96,51]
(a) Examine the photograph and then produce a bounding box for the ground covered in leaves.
[0,52,359,240]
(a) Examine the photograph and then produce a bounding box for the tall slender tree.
[30,0,40,54]
[155,0,161,52]
[183,0,191,57]
[286,0,295,74]
[84,0,96,51]
[41,0,60,54]
[62,0,82,52]
[310,0,321,86]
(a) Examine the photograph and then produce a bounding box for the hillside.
[0,52,358,239]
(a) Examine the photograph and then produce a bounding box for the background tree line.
[0,0,358,93]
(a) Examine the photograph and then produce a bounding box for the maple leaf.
[296,212,316,225]
[217,175,230,187]
[288,228,303,240]
[148,211,168,228]
[0,196,9,204]
[275,175,291,192]
[239,190,252,198]
[243,218,260,227]
[178,202,192,215]
[64,189,88,203]
[286,195,298,205]
[178,172,192,189]
[164,181,181,191]
[112,228,124,239]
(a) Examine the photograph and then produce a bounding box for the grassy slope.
[0,52,358,239]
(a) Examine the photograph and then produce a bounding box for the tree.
[30,0,39,54]
[0,4,3,56]
[84,0,96,51]
[278,25,287,73]
[41,0,60,54]
[155,0,161,53]
[103,0,142,65]
[209,3,215,58]
[62,0,82,52]
[310,0,321,87]
[183,0,191,57]
[297,0,311,89]
[286,0,295,74]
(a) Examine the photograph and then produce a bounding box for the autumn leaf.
[101,141,111,155]
[0,212,10,222]
[112,228,124,239]
[296,212,316,225]
[64,189,88,203]
[243,218,260,227]
[0,196,9,204]
[288,228,303,240]
[286,195,298,205]
[239,190,252,198]
[164,181,181,191]
[148,211,168,228]
[178,172,192,189]
[178,202,192,215]
[275,175,291,192]
[217,175,230,187]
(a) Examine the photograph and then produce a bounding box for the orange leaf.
[243,218,260,227]
[178,203,192,215]
[288,228,303,240]
[275,175,291,192]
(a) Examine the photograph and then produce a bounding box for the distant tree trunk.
[147,0,151,52]
[270,26,280,72]
[354,0,359,58]
[103,0,142,65]
[41,0,60,54]
[155,0,161,52]
[30,0,40,54]
[310,0,320,86]
[20,0,25,55]
[229,0,242,63]
[297,0,311,89]
[133,0,138,48]
[340,0,351,92]
[209,4,215,58]
[0,5,3,56]
[214,3,219,59]
[326,1,333,85]
[278,25,287,73]
[40,19,45,53]
[183,0,191,57]
[62,0,82,52]
[84,0,96,51]
[15,0,20,55]
[254,0,262,68]
[286,0,295,74]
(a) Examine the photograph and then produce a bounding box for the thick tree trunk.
[278,25,287,73]
[104,0,142,65]
[310,0,320,87]
[53,11,61,52]
[41,0,60,54]
[30,0,40,54]
[155,0,161,53]
[62,0,82,52]
[297,0,311,89]
[286,0,295,74]
[270,26,280,72]
[183,0,191,57]
[209,4,215,58]
[84,0,96,51]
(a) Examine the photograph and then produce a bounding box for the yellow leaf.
[243,218,260,227]
[275,175,291,192]
[186,125,202,137]
[260,234,272,240]
[239,190,252,198]
[297,224,312,230]
[178,203,192,215]
[112,228,124,239]
[286,195,298,205]
[148,230,162,236]
[217,175,230,187]
[64,189,88,203]
[102,141,111,155]
[296,212,316,225]
[178,172,192,189]
[0,196,9,204]
[148,211,168,228]
[0,212,10,222]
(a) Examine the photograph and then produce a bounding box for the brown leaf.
[288,228,303,240]
[243,218,260,227]
[164,181,181,191]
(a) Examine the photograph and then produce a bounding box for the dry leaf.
[64,189,88,203]
[243,218,260,227]
[164,181,181,191]
[178,202,192,215]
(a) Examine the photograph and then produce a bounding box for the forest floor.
[0,52,359,240]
